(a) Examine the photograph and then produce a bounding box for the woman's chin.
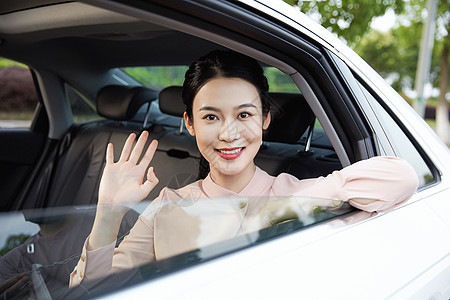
[211,160,254,178]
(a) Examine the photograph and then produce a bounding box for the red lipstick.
[215,147,244,160]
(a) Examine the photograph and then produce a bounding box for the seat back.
[20,85,159,210]
[263,92,315,143]
[147,86,200,197]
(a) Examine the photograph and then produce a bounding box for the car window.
[0,58,39,129]
[122,66,299,93]
[65,84,104,124]
[122,66,189,91]
[264,67,300,93]
[0,197,353,298]
[357,81,434,187]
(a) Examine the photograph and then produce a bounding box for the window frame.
[324,51,439,191]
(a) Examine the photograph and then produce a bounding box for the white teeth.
[218,148,242,154]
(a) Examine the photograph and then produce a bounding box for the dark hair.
[182,50,271,180]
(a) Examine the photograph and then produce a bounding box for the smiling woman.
[185,77,269,192]
[68,50,418,288]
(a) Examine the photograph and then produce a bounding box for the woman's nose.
[218,119,241,142]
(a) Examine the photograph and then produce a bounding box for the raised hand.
[98,131,159,208]
[88,131,159,251]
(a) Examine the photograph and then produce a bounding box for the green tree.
[285,0,405,47]
[354,22,442,94]
[434,0,449,143]
[284,0,449,144]
[0,57,27,69]
[0,234,30,256]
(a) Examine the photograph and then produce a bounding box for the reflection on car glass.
[58,196,353,299]
[0,207,138,299]
[141,196,351,260]
[0,198,352,300]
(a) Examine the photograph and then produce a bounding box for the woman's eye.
[238,112,251,119]
[204,114,218,121]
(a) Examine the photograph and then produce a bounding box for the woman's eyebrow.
[234,103,258,110]
[197,103,258,112]
[198,106,220,112]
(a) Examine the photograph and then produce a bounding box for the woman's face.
[184,77,270,180]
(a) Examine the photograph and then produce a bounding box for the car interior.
[0,1,364,298]
[0,1,344,212]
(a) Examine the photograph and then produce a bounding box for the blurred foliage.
[264,67,300,93]
[289,0,405,47]
[123,66,300,93]
[354,22,442,91]
[284,0,450,98]
[0,57,27,69]
[0,65,38,112]
[0,234,30,256]
[122,66,188,91]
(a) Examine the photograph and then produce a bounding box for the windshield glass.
[0,197,354,299]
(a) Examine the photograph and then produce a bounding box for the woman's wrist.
[87,205,127,251]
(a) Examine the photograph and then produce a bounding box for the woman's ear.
[262,111,271,130]
[183,112,195,136]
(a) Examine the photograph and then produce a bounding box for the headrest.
[264,93,315,143]
[96,85,158,121]
[158,86,185,117]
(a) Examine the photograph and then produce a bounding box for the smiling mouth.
[216,147,244,160]
[217,147,243,154]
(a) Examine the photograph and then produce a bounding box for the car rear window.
[121,66,300,94]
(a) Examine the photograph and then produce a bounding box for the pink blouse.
[70,156,418,287]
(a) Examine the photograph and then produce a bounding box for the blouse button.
[332,200,342,207]
[79,270,83,278]
[239,201,247,209]
[313,206,323,214]
[80,254,85,262]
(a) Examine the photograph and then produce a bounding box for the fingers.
[110,131,156,165]
[1,273,28,289]
[105,143,114,164]
[0,273,29,299]
[139,139,158,168]
[141,167,159,195]
[129,131,150,163]
[119,133,137,162]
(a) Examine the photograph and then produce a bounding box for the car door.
[324,49,450,298]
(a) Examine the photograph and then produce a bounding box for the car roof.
[0,2,226,69]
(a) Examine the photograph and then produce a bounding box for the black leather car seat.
[19,85,159,210]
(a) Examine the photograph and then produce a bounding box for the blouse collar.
[201,166,274,199]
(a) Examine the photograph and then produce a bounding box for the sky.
[370,9,398,32]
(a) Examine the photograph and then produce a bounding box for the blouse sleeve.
[273,156,419,212]
[69,188,168,287]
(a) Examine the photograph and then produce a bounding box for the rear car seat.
[148,86,200,199]
[3,85,160,290]
[257,92,342,178]
[18,85,160,210]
